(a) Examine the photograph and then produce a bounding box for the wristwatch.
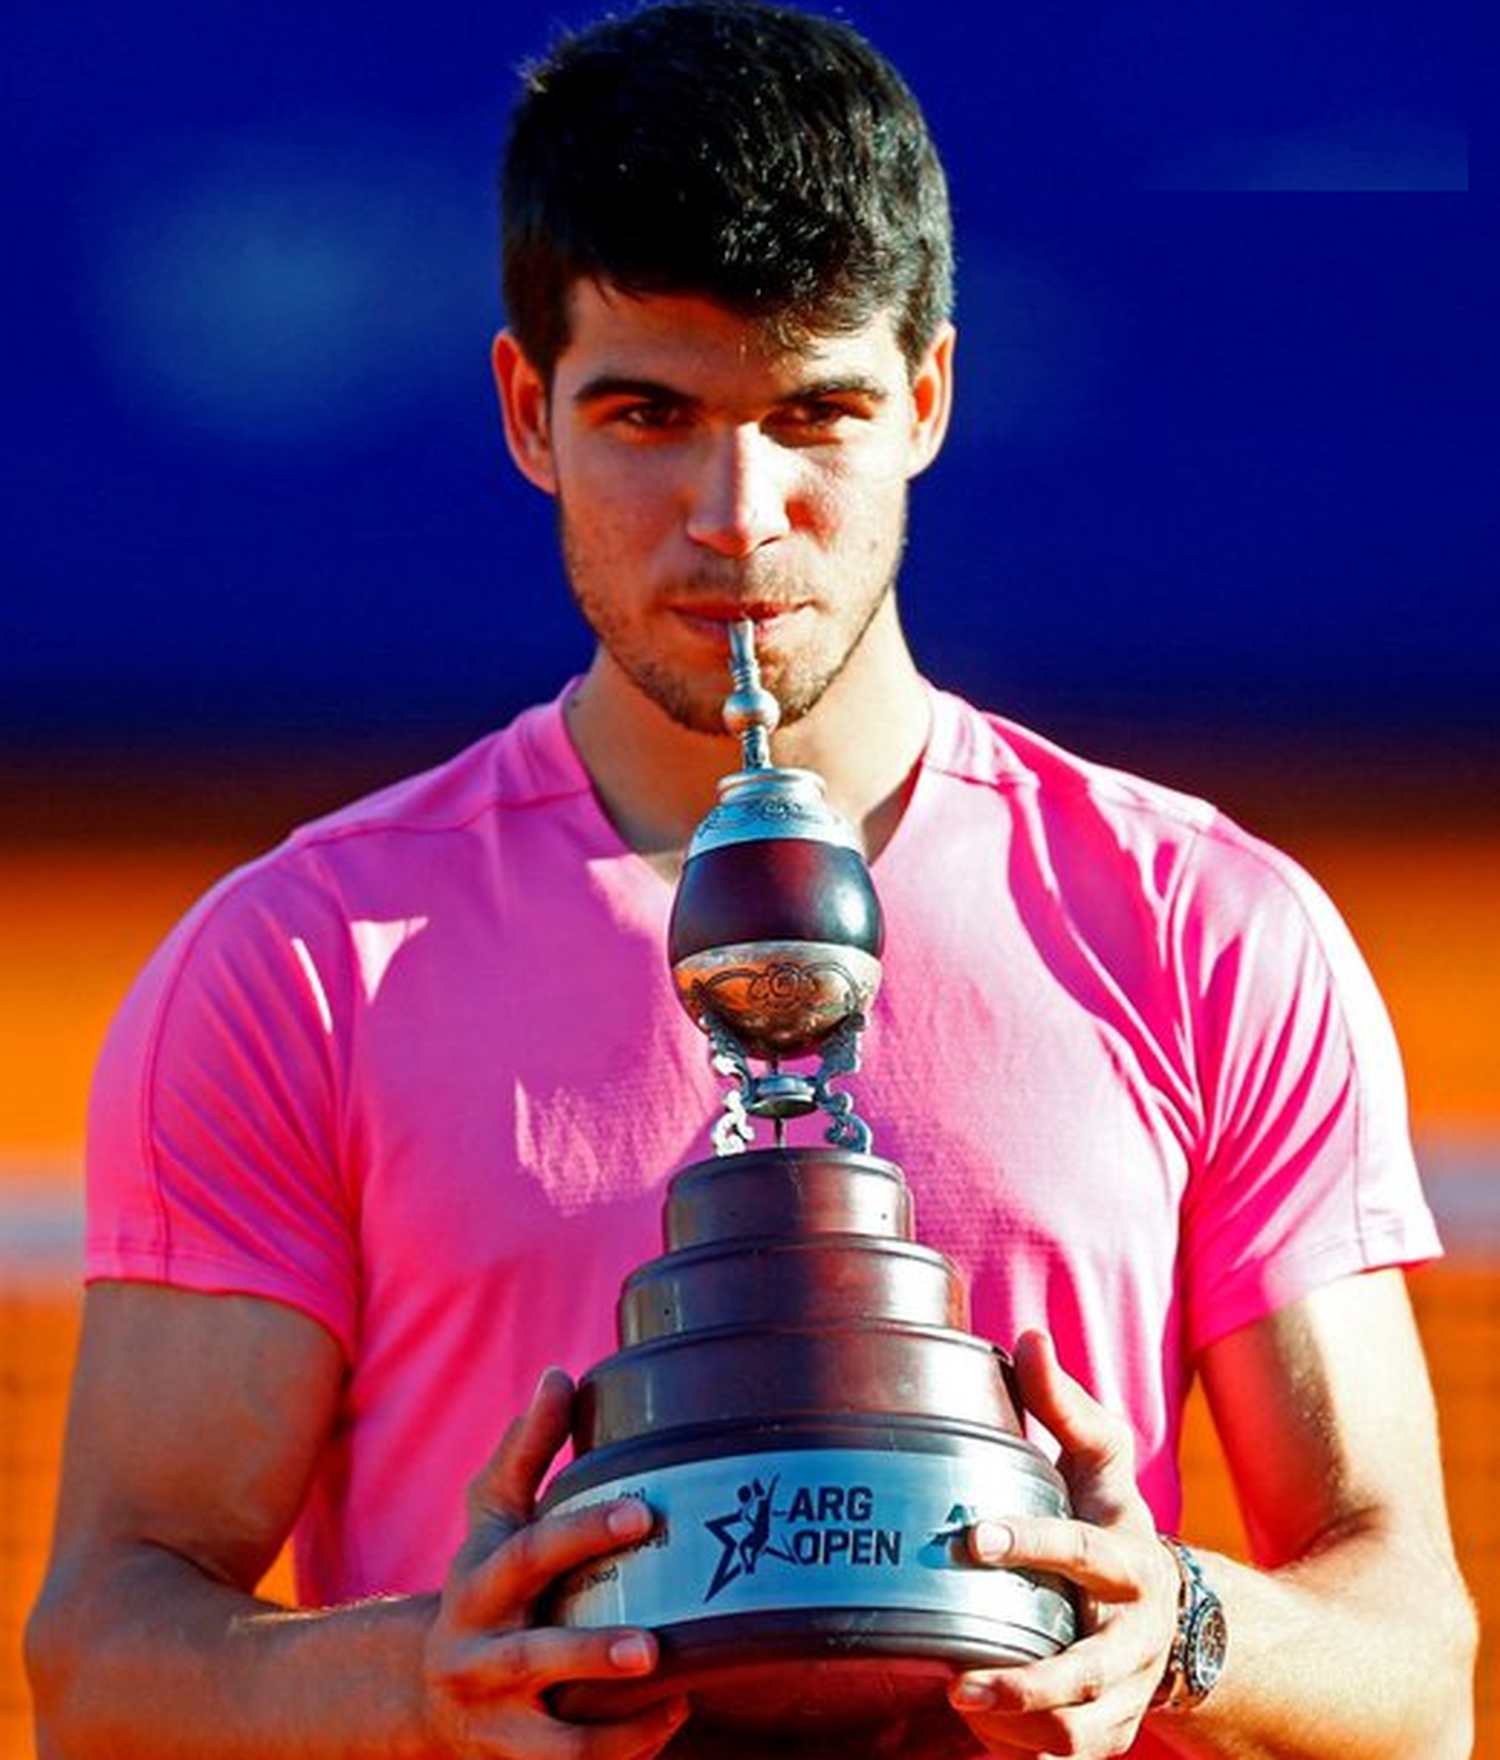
[1152,1536,1228,1711]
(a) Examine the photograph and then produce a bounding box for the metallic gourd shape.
[666,622,883,1148]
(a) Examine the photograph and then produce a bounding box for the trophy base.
[543,1148,1076,1754]
[557,1608,1042,1744]
[545,1427,1073,1754]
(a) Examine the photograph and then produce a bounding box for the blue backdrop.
[5,0,1492,774]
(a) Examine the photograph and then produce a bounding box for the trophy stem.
[704,1013,874,1155]
[724,619,778,771]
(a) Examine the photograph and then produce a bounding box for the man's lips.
[667,600,811,636]
[668,605,811,661]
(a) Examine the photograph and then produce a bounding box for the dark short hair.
[500,0,954,380]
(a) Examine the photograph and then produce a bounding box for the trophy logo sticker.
[921,1503,980,1566]
[703,1476,907,1603]
[703,1474,782,1600]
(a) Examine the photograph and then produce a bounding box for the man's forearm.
[1149,1524,1476,1760]
[30,1368,684,1760]
[28,1546,441,1759]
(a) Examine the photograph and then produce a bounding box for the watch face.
[1186,1599,1229,1694]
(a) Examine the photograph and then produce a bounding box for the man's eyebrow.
[572,375,692,407]
[570,372,893,409]
[782,374,892,405]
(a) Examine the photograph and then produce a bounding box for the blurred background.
[2,0,1494,1750]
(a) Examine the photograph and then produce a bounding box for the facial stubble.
[557,502,909,739]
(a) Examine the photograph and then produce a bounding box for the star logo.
[702,1474,793,1601]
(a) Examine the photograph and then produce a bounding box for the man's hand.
[948,1331,1182,1758]
[423,1367,690,1758]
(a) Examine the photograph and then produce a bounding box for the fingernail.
[607,1498,653,1540]
[951,1678,996,1711]
[609,1633,655,1673]
[533,1366,567,1403]
[972,1519,1014,1561]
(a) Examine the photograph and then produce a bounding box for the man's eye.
[616,402,686,431]
[775,401,855,438]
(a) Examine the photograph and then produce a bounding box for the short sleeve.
[1176,827,1440,1355]
[85,856,361,1356]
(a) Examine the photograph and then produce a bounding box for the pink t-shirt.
[86,685,1437,1614]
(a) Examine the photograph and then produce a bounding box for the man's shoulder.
[922,685,1325,913]
[149,693,590,962]
[282,692,588,858]
[925,687,1219,837]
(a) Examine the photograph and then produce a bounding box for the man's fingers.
[949,1654,1140,1759]
[466,1366,578,1534]
[452,1493,656,1629]
[1013,1330,1132,1468]
[967,1514,1140,1599]
[440,1633,686,1760]
[1012,1329,1148,1533]
[429,1621,690,1758]
[438,1622,661,1697]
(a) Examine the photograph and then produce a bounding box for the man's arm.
[1165,1267,1476,1756]
[950,1268,1477,1758]
[25,1282,687,1759]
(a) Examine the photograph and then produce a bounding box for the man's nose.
[684,425,792,557]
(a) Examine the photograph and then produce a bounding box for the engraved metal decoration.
[807,1010,871,1153]
[538,619,1078,1753]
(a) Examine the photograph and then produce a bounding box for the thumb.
[1012,1330,1140,1519]
[465,1366,576,1538]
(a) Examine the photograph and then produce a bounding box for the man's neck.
[564,612,931,880]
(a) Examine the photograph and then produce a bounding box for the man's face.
[495,283,953,735]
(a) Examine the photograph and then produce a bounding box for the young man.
[27,4,1475,1756]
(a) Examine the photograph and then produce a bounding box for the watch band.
[1152,1535,1228,1711]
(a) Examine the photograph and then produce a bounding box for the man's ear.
[905,321,956,482]
[491,330,557,495]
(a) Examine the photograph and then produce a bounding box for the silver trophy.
[542,622,1076,1754]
